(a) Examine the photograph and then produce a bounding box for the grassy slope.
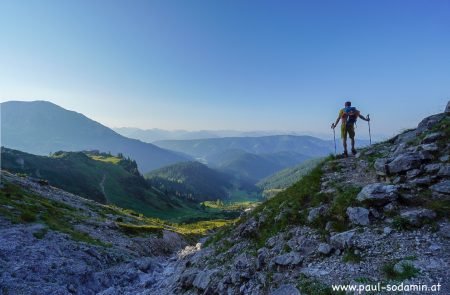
[0,148,238,223]
[257,157,324,198]
[0,181,234,245]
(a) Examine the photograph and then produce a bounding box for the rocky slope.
[151,107,450,294]
[0,171,212,295]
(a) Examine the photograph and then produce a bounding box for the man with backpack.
[331,101,370,157]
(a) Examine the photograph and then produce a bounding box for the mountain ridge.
[1,100,190,173]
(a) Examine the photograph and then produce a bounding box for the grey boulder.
[346,207,370,226]
[431,180,450,194]
[270,284,301,295]
[330,230,356,250]
[273,252,303,266]
[357,183,398,205]
[387,153,422,174]
[400,209,437,226]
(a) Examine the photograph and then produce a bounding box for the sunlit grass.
[89,155,122,164]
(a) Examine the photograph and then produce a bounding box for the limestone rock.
[270,284,301,295]
[424,163,442,173]
[330,230,356,250]
[346,207,370,226]
[410,176,433,186]
[256,248,269,270]
[430,180,450,194]
[273,252,303,266]
[238,218,258,238]
[317,243,333,255]
[307,205,328,223]
[193,270,215,290]
[374,158,389,176]
[388,153,422,174]
[400,209,437,226]
[357,183,398,205]
[438,165,450,177]
[421,132,442,144]
[406,169,422,179]
[416,113,446,134]
[420,143,439,152]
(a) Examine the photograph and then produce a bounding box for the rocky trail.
[158,107,450,294]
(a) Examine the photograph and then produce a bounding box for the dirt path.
[99,174,109,203]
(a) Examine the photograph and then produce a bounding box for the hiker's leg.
[349,126,356,154]
[341,125,348,152]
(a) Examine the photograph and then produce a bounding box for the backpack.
[342,106,360,127]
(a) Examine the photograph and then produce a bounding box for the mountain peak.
[1,100,189,172]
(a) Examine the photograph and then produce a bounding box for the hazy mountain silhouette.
[1,101,189,172]
[154,135,335,159]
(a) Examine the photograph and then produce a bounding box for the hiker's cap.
[345,101,351,107]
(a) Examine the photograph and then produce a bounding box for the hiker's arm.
[332,115,341,128]
[359,114,370,121]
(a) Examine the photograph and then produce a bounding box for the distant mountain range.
[113,127,221,142]
[207,149,311,182]
[153,135,337,159]
[113,127,316,143]
[1,101,189,172]
[152,135,371,182]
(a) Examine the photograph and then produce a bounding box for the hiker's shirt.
[338,108,356,139]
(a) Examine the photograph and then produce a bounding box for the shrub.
[382,261,419,280]
[392,216,411,231]
[20,211,37,223]
[342,249,362,263]
[33,228,48,239]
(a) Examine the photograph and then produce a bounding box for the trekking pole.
[367,114,372,145]
[332,124,337,156]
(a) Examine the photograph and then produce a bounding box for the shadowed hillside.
[0,148,237,222]
[145,161,260,202]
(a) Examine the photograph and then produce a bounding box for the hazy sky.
[0,0,449,138]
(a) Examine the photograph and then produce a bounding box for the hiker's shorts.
[341,124,355,140]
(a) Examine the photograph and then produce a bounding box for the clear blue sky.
[0,0,449,138]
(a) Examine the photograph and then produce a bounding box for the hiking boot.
[342,151,348,158]
[352,148,357,155]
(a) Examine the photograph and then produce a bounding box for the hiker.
[331,101,370,157]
